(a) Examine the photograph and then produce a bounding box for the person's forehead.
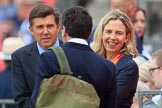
[31,15,56,26]
[151,58,158,67]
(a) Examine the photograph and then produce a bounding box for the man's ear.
[57,23,61,30]
[88,32,92,38]
[29,26,34,36]
[61,26,67,43]
[61,26,66,37]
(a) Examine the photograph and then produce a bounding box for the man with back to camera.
[30,6,117,108]
[11,4,61,108]
[150,48,162,107]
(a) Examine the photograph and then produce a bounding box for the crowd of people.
[0,0,162,108]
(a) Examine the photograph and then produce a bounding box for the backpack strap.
[49,47,73,75]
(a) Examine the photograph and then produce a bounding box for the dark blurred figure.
[0,0,22,72]
[0,0,19,36]
[133,7,152,60]
[110,0,136,21]
[77,0,92,7]
[0,37,24,108]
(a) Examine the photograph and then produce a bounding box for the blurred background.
[0,0,162,54]
[88,0,162,53]
[0,0,162,107]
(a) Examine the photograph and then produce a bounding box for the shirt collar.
[37,38,59,54]
[68,38,88,45]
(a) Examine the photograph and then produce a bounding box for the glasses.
[149,66,161,75]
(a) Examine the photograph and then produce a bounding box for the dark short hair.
[29,3,60,26]
[61,6,93,39]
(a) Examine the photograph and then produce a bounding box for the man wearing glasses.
[149,48,162,107]
[149,49,162,89]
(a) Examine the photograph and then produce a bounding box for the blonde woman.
[131,81,159,108]
[139,61,156,90]
[91,9,139,108]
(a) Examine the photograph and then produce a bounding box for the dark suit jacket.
[11,39,62,108]
[11,38,63,108]
[116,54,139,108]
[30,42,117,108]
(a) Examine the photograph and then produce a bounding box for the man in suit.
[30,6,117,108]
[11,4,61,108]
[150,48,162,107]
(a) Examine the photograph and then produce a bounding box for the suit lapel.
[27,42,40,74]
[116,54,132,73]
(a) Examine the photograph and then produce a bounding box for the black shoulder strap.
[49,47,73,75]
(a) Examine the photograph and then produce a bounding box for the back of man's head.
[61,6,93,39]
[110,0,137,20]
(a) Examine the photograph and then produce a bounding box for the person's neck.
[63,35,72,42]
[106,53,118,61]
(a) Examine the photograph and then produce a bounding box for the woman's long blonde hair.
[90,9,138,58]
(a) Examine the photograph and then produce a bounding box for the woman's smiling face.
[102,19,128,55]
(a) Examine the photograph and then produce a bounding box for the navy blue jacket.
[30,42,117,108]
[11,40,62,108]
[116,54,139,108]
[0,65,17,108]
